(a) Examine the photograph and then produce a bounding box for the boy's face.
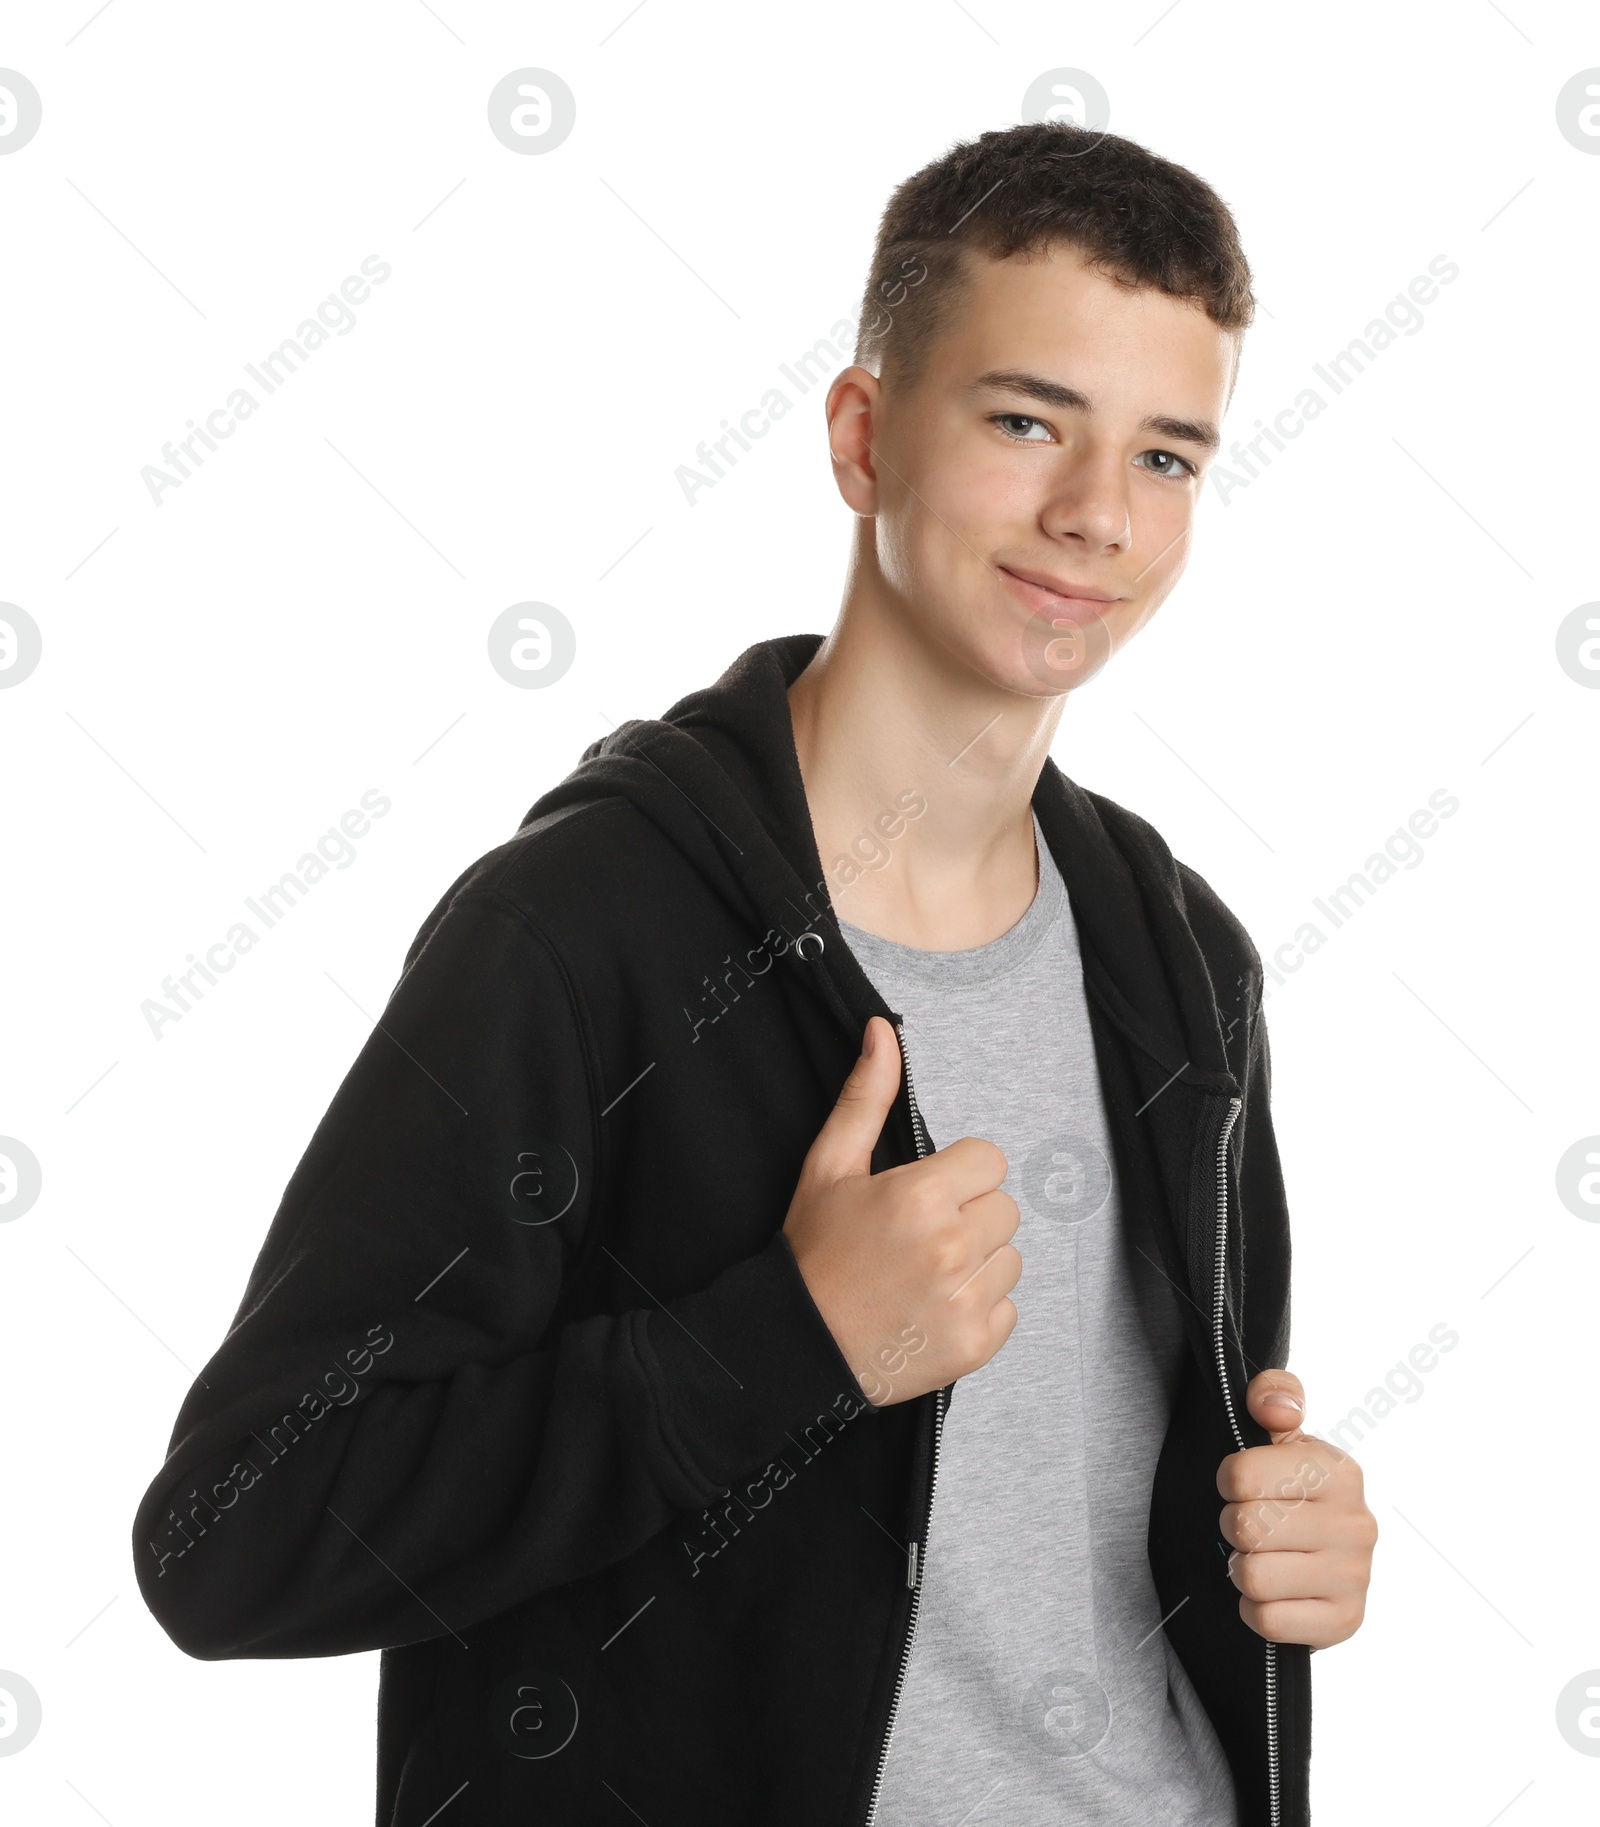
[833,242,1237,696]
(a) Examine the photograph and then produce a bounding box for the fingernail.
[1263,1392,1302,1413]
[862,1022,876,1060]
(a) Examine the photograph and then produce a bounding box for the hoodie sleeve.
[132,887,861,1660]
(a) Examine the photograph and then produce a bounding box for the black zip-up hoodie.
[133,633,1311,1825]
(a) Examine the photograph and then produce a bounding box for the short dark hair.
[856,121,1254,386]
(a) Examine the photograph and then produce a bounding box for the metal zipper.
[1211,1094,1281,1827]
[898,1018,932,1161]
[862,1022,948,1827]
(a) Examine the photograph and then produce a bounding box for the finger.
[1245,1368,1306,1444]
[1236,1594,1357,1650]
[1222,1488,1377,1552]
[1216,1438,1348,1504]
[1219,1499,1328,1555]
[1228,1546,1371,1605]
[920,1134,1010,1203]
[984,1291,1020,1358]
[945,1239,1023,1310]
[803,1016,903,1183]
[954,1186,1020,1257]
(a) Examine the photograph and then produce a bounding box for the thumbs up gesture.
[1218,1371,1378,1649]
[782,1016,1022,1407]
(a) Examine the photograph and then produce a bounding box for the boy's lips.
[995,564,1125,623]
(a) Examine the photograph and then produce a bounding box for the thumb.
[802,1016,904,1184]
[1246,1369,1306,1445]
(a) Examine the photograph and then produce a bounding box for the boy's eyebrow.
[969,367,1221,452]
[1143,411,1221,452]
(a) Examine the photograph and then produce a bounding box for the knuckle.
[960,1303,1012,1373]
[1289,1455,1324,1496]
[1251,1599,1291,1642]
[954,1325,988,1377]
[1233,1553,1270,1600]
[1228,1503,1263,1550]
[908,1175,948,1222]
[929,1229,968,1281]
[983,1139,1009,1181]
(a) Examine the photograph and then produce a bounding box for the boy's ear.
[826,367,883,515]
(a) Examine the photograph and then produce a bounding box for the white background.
[2,1,1597,1821]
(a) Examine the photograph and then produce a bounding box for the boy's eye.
[991,413,1054,442]
[1136,448,1197,479]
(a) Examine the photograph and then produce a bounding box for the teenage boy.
[136,122,1375,1826]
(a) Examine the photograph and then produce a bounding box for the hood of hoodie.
[521,631,1240,1097]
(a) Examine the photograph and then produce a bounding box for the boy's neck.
[788,565,1064,953]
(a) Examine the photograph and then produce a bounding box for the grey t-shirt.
[840,814,1238,1826]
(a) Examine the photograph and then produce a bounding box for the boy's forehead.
[933,243,1236,403]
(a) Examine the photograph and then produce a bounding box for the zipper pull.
[906,1541,920,1590]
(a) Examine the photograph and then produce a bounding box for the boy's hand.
[782,1015,1021,1406]
[1218,1371,1377,1649]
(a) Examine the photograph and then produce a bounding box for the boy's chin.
[959,614,1118,699]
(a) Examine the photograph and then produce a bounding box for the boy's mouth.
[995,564,1124,623]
